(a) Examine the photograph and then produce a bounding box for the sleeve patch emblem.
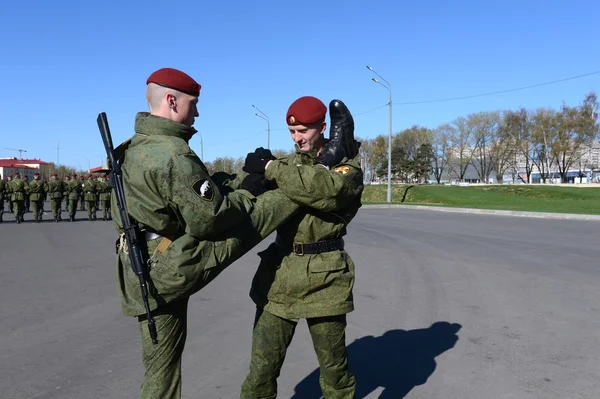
[192,179,214,201]
[333,166,350,174]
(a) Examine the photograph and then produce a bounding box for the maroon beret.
[72,174,77,177]
[51,173,58,177]
[146,68,201,97]
[34,172,39,175]
[286,96,327,125]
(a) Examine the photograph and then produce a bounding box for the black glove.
[315,99,357,167]
[243,147,276,174]
[241,173,277,196]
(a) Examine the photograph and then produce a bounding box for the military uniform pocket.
[307,253,348,273]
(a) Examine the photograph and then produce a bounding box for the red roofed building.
[0,158,49,179]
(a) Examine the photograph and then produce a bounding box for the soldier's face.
[288,122,326,152]
[168,92,199,127]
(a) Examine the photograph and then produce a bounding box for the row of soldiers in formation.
[0,171,112,223]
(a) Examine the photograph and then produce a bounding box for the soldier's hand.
[241,173,277,196]
[243,150,276,174]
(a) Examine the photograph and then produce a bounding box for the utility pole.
[5,148,28,160]
[252,105,271,149]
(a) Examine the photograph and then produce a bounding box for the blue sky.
[1,0,598,169]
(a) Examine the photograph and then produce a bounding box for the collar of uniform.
[134,112,197,143]
[294,139,329,159]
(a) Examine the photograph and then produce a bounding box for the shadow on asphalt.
[292,321,462,399]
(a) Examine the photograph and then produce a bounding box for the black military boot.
[314,99,359,168]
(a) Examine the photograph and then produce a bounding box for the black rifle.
[97,112,158,344]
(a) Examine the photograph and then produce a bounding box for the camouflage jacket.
[113,112,263,316]
[28,179,45,201]
[83,180,96,202]
[250,148,364,319]
[96,180,111,200]
[68,179,82,200]
[9,178,27,201]
[48,180,64,199]
[0,179,5,200]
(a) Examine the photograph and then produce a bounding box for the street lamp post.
[198,131,204,159]
[252,104,270,149]
[367,65,393,202]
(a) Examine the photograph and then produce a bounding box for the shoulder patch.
[192,179,214,201]
[333,166,351,175]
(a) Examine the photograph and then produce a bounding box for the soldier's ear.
[320,122,327,134]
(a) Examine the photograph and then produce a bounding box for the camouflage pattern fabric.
[48,179,64,219]
[240,309,355,399]
[250,149,364,319]
[28,179,45,220]
[112,112,306,399]
[0,179,5,221]
[242,147,363,399]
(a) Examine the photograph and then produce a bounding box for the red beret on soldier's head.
[51,173,57,177]
[87,174,93,178]
[146,68,201,97]
[34,172,39,175]
[72,173,77,177]
[286,96,327,126]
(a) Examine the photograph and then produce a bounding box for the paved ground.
[1,206,599,398]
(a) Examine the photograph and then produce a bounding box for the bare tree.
[551,92,599,182]
[470,112,500,183]
[502,109,535,183]
[431,127,449,183]
[444,117,475,180]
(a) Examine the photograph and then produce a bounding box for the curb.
[361,204,600,221]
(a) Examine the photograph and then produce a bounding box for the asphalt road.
[1,207,599,399]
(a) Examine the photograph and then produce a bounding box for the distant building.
[0,158,49,179]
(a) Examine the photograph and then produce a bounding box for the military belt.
[276,236,345,256]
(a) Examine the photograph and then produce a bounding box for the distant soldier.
[0,174,5,223]
[68,174,82,222]
[6,175,13,213]
[83,174,97,221]
[28,172,45,223]
[48,173,64,222]
[78,175,86,211]
[97,174,112,221]
[62,175,71,211]
[42,177,49,211]
[10,171,27,223]
[23,174,31,212]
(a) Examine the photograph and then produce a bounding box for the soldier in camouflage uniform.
[9,171,28,223]
[68,174,81,222]
[62,175,71,211]
[77,175,86,211]
[240,97,363,399]
[83,174,97,221]
[23,174,31,212]
[97,174,112,221]
[6,175,13,214]
[114,68,356,399]
[0,174,5,223]
[28,172,45,223]
[48,173,64,222]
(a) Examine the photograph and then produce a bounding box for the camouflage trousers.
[13,200,25,220]
[86,200,96,219]
[138,298,189,399]
[31,200,44,220]
[50,199,62,218]
[102,200,110,219]
[240,309,356,399]
[69,199,78,217]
